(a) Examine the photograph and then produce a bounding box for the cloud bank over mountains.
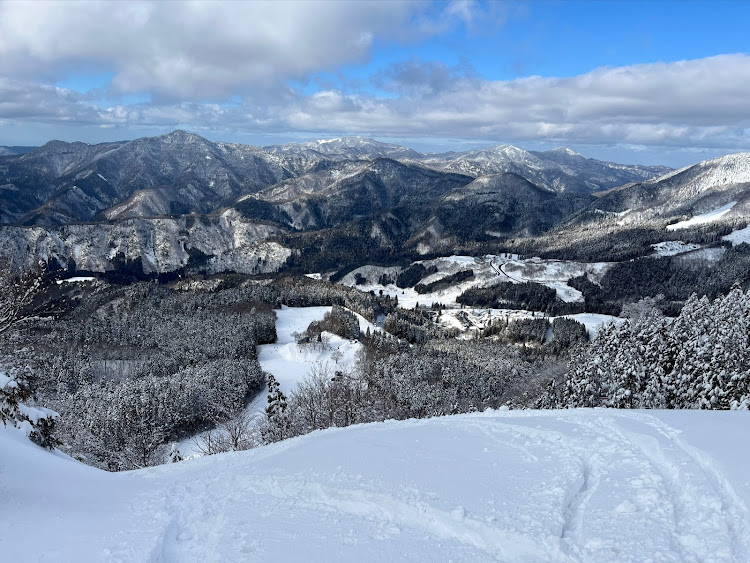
[0,0,748,163]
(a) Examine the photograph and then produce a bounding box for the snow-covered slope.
[648,152,750,199]
[421,145,669,193]
[593,152,750,227]
[3,409,749,562]
[666,201,738,230]
[0,211,290,276]
[254,306,367,405]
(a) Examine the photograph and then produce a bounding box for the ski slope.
[3,409,750,562]
[666,201,737,231]
[252,306,375,409]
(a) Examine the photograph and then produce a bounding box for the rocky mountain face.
[16,130,750,278]
[0,210,289,277]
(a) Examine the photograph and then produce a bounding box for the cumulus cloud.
[3,54,750,152]
[0,0,748,156]
[278,54,750,149]
[0,0,421,100]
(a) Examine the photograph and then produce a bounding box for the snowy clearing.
[561,313,624,338]
[650,241,701,257]
[723,225,750,245]
[3,409,750,562]
[181,306,382,458]
[254,306,364,409]
[666,201,737,231]
[54,276,97,285]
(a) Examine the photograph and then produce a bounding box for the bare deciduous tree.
[0,260,42,335]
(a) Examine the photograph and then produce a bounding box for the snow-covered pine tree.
[706,286,750,409]
[666,294,711,408]
[264,374,290,443]
[640,322,674,408]
[1,365,58,450]
[564,321,621,407]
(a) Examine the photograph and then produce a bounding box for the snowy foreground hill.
[3,410,750,562]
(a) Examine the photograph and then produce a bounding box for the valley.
[2,131,750,561]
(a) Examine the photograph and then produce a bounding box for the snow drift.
[2,409,750,562]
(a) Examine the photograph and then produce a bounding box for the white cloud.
[0,0,419,100]
[0,0,748,161]
[274,54,750,149]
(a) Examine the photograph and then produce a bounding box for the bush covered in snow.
[1,366,58,450]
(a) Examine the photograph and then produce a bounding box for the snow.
[723,225,750,245]
[254,307,364,406]
[437,307,549,335]
[54,276,97,285]
[340,255,610,308]
[650,241,701,257]
[666,201,737,231]
[561,313,623,338]
[3,409,750,562]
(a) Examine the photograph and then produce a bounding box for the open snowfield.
[723,225,750,245]
[666,201,737,231]
[3,409,750,562]
[434,309,619,340]
[560,313,624,338]
[650,241,701,257]
[251,306,376,410]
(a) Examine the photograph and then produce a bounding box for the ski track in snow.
[3,410,750,562]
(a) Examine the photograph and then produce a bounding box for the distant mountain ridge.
[0,130,671,228]
[12,130,750,278]
[0,145,36,157]
[420,144,670,194]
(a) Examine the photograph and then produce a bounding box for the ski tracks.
[138,412,749,563]
[582,412,750,562]
[242,475,559,562]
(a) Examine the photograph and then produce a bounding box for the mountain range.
[1,130,749,276]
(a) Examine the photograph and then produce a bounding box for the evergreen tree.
[264,375,290,443]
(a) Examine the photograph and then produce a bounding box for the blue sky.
[1,0,749,166]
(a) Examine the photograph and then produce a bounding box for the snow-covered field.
[666,201,737,231]
[723,225,750,245]
[3,409,750,562]
[433,308,619,339]
[560,313,623,338]
[650,241,701,257]
[339,255,611,307]
[251,306,376,410]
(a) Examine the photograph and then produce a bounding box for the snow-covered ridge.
[649,152,750,196]
[667,201,738,230]
[0,215,290,276]
[3,409,750,561]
